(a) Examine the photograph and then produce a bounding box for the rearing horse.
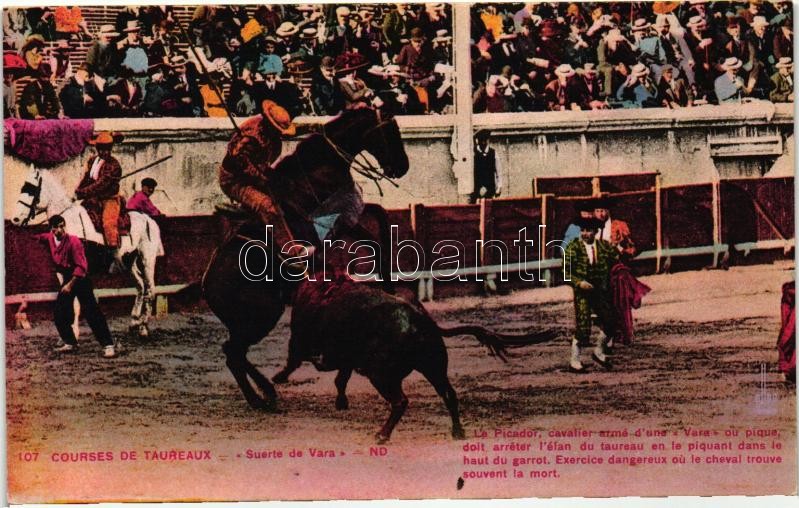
[202,108,409,410]
[10,164,164,337]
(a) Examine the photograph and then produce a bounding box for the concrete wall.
[4,102,793,220]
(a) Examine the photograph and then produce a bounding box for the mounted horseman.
[218,99,305,258]
[203,104,410,411]
[74,130,128,269]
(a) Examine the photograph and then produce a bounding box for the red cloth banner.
[5,118,95,165]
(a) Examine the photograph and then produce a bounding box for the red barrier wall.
[415,204,480,270]
[721,178,794,245]
[661,184,715,249]
[535,176,593,197]
[600,173,658,194]
[487,198,543,264]
[5,177,793,300]
[534,172,658,197]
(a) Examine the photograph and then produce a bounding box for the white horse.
[10,164,164,337]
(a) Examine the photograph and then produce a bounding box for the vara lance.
[118,155,173,180]
[174,17,240,134]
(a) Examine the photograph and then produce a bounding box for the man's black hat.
[576,216,602,230]
[141,177,157,188]
[474,129,491,141]
[575,199,594,213]
[593,196,615,210]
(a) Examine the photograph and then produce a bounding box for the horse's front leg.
[72,299,81,341]
[223,339,278,412]
[128,255,146,335]
[138,249,157,338]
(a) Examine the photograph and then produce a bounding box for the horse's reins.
[18,177,43,225]
[321,120,400,198]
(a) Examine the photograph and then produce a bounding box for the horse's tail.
[436,324,559,363]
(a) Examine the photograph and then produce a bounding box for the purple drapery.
[5,118,94,165]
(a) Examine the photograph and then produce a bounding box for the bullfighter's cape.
[778,281,795,380]
[611,263,651,345]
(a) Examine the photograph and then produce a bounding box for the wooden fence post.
[655,175,663,273]
[410,203,429,300]
[540,194,553,286]
[479,198,497,292]
[711,180,721,267]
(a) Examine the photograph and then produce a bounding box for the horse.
[10,164,164,337]
[201,108,409,411]
[272,277,558,443]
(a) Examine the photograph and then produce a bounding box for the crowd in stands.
[2,4,454,120]
[471,1,794,112]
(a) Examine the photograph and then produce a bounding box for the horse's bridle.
[17,174,43,226]
[321,115,400,197]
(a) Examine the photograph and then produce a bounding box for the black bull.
[272,278,557,443]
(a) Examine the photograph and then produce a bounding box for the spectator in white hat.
[616,62,659,107]
[649,15,695,86]
[598,28,637,100]
[326,6,355,56]
[769,57,794,102]
[576,62,606,109]
[374,64,422,115]
[746,15,774,97]
[485,74,512,112]
[354,7,384,64]
[684,15,718,99]
[545,63,582,111]
[746,16,773,68]
[657,64,693,108]
[86,24,121,79]
[714,56,750,102]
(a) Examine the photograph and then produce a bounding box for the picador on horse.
[203,98,411,410]
[205,100,559,431]
[75,131,130,270]
[218,99,309,258]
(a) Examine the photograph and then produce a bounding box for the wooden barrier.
[5,177,794,307]
[721,177,795,258]
[533,172,658,197]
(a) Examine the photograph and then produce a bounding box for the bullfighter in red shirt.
[48,214,117,358]
[126,177,163,218]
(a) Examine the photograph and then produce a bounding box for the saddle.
[84,196,130,237]
[83,195,131,244]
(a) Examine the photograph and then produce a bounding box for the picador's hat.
[89,131,124,146]
[261,100,296,137]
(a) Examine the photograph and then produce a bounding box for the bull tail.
[436,324,559,363]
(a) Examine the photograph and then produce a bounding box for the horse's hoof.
[335,396,349,410]
[374,432,390,444]
[138,325,149,338]
[251,398,281,414]
[452,427,466,440]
